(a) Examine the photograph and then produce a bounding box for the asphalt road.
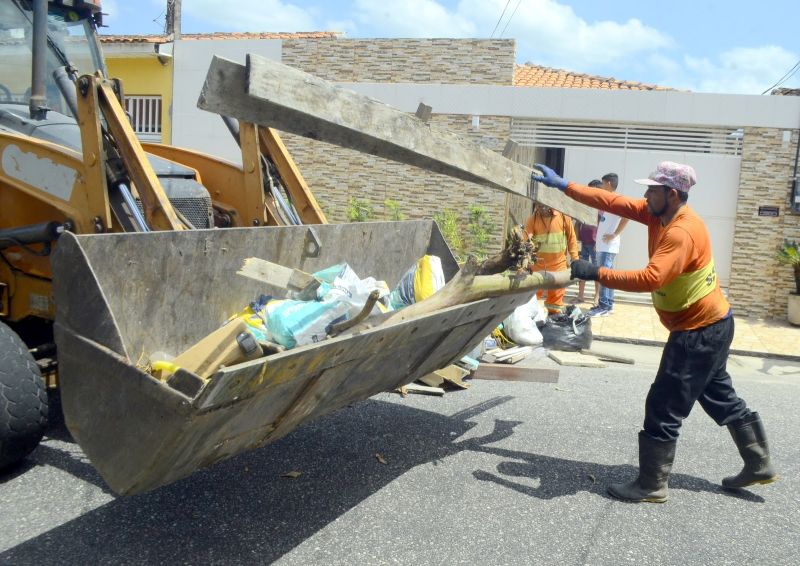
[1,343,798,565]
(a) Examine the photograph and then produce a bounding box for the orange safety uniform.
[524,209,579,313]
[565,182,729,331]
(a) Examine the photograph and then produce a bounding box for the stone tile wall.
[278,39,517,256]
[729,127,800,318]
[281,39,515,84]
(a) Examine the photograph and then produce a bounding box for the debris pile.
[145,255,446,382]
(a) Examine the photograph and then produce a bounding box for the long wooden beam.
[197,55,596,226]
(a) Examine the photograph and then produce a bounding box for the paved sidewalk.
[566,290,800,358]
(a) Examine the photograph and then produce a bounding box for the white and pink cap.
[635,161,697,192]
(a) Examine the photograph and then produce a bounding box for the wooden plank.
[493,346,533,361]
[258,127,328,224]
[237,257,319,297]
[172,319,261,380]
[404,383,445,396]
[417,372,444,388]
[498,351,530,364]
[472,364,559,383]
[419,364,470,389]
[196,55,596,226]
[548,350,606,368]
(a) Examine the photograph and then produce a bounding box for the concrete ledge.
[593,335,800,363]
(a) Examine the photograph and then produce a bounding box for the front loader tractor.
[0,0,327,473]
[0,0,558,495]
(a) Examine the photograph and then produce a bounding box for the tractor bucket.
[51,221,525,495]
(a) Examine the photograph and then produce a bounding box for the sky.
[100,0,800,95]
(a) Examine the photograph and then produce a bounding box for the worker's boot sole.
[722,475,778,490]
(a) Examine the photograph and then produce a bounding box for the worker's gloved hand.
[570,259,600,281]
[531,163,568,192]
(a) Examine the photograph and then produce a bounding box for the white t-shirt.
[595,210,622,254]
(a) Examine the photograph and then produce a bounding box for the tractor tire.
[0,321,48,471]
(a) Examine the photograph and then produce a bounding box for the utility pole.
[165,0,181,39]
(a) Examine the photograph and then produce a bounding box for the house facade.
[101,34,800,319]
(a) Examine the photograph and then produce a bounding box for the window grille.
[124,95,162,142]
[510,120,743,156]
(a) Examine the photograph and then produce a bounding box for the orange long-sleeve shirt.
[524,209,579,271]
[565,182,730,331]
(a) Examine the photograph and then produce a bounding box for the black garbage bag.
[541,308,592,351]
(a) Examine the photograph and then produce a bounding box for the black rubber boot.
[722,412,777,489]
[608,432,676,503]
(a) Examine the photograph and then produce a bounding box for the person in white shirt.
[588,173,629,317]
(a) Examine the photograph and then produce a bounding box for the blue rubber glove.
[531,163,568,191]
[570,259,599,281]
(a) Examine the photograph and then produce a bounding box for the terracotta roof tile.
[99,31,342,43]
[514,64,673,91]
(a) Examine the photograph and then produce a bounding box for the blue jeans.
[597,251,616,310]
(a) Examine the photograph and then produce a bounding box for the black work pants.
[643,315,751,441]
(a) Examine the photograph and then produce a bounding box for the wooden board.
[548,350,607,368]
[172,319,259,379]
[419,365,470,389]
[403,383,445,396]
[196,55,596,226]
[237,257,319,296]
[472,364,559,383]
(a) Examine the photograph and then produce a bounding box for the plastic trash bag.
[503,296,544,346]
[541,307,592,351]
[313,263,390,317]
[231,294,273,343]
[265,298,350,349]
[389,255,445,310]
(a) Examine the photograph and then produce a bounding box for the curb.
[593,335,800,363]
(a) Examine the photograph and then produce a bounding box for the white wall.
[171,39,283,164]
[564,148,741,286]
[346,83,800,129]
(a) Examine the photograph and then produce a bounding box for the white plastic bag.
[503,296,544,346]
[531,297,547,325]
[315,263,390,317]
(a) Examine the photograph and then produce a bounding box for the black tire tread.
[0,321,48,470]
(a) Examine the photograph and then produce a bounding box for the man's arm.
[530,163,649,225]
[602,217,631,243]
[566,183,650,225]
[599,227,691,292]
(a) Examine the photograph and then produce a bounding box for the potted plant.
[777,240,800,325]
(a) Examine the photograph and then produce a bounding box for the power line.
[490,0,512,39]
[499,0,523,38]
[761,59,800,94]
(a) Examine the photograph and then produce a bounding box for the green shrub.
[384,199,406,221]
[466,205,495,260]
[433,208,464,260]
[347,197,374,222]
[777,240,800,294]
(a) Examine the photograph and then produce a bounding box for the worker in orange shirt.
[524,202,579,314]
[532,161,777,503]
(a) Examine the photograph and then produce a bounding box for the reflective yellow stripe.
[532,232,567,254]
[651,259,717,312]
